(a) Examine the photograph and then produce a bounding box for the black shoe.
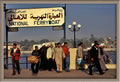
[57,71,62,73]
[32,73,37,75]
[66,70,70,72]
[59,71,62,73]
[80,68,85,70]
[48,69,52,71]
[100,72,104,75]
[18,72,20,74]
[89,73,93,75]
[35,73,38,74]
[105,69,108,71]
[12,73,16,75]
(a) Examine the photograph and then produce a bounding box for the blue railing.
[4,51,116,69]
[4,56,31,69]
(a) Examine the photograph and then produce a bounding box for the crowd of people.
[10,41,111,75]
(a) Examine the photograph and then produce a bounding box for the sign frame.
[6,7,65,28]
[8,27,18,32]
[52,26,64,31]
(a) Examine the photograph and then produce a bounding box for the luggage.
[28,56,38,64]
[77,58,82,65]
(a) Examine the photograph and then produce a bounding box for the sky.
[4,4,116,42]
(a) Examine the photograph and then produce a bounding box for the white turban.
[100,43,105,46]
[91,43,94,46]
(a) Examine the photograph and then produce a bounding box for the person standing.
[53,43,65,73]
[10,43,21,75]
[62,42,70,72]
[39,45,48,70]
[89,43,104,75]
[46,44,54,71]
[31,46,41,75]
[77,42,85,70]
[99,44,109,71]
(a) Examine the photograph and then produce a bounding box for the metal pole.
[6,27,8,69]
[63,4,66,41]
[73,25,76,48]
[4,4,8,69]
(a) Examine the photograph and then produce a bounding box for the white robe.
[98,49,107,70]
[53,47,65,65]
[46,47,54,59]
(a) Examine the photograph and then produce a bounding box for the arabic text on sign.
[8,14,27,21]
[30,13,63,20]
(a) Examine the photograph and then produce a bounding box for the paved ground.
[4,69,116,79]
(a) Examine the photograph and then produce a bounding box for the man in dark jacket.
[89,43,104,75]
[31,46,41,74]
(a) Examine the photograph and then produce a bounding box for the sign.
[6,7,65,28]
[53,26,64,30]
[8,28,18,32]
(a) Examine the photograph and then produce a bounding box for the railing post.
[26,56,28,69]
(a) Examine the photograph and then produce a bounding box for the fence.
[4,51,116,69]
[4,56,30,69]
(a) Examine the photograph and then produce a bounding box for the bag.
[77,58,82,65]
[107,57,113,64]
[28,56,38,64]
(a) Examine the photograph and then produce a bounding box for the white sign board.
[6,7,65,27]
